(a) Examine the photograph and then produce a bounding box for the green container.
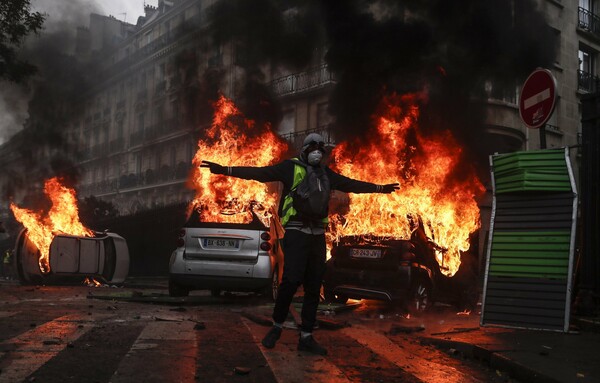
[493,149,572,193]
[488,231,571,279]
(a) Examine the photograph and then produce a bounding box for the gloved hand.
[379,183,400,193]
[201,160,227,175]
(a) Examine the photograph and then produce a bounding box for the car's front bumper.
[323,262,412,301]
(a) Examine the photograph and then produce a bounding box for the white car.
[168,208,283,300]
[14,229,130,285]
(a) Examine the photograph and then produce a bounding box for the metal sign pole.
[540,124,547,149]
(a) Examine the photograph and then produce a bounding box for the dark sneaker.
[261,326,282,349]
[298,335,327,355]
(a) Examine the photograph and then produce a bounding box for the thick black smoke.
[208,0,556,176]
[208,0,325,128]
[1,2,97,202]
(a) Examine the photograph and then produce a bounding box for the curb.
[423,336,563,383]
[571,316,600,333]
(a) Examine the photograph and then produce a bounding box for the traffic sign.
[519,68,557,129]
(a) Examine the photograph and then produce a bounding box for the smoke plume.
[208,0,557,176]
[0,0,100,200]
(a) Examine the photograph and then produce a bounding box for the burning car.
[171,96,287,299]
[10,177,130,285]
[323,217,479,313]
[14,229,130,285]
[323,218,440,312]
[168,204,283,300]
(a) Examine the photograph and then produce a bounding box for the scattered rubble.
[388,324,425,335]
[234,366,251,375]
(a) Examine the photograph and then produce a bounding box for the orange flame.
[190,95,288,224]
[190,94,482,277]
[84,277,103,287]
[329,93,484,277]
[10,177,93,273]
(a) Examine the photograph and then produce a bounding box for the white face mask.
[307,150,323,165]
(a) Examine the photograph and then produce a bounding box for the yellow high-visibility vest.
[280,158,329,227]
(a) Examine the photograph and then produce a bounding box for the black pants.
[272,229,326,333]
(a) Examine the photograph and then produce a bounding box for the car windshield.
[185,203,271,230]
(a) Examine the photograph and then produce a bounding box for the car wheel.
[324,289,348,304]
[168,279,189,297]
[210,289,221,297]
[407,278,432,314]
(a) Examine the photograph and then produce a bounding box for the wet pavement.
[216,292,600,383]
[418,310,600,383]
[0,277,598,383]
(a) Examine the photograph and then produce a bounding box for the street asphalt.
[121,276,600,383]
[3,276,598,382]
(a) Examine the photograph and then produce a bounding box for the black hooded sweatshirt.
[227,158,382,221]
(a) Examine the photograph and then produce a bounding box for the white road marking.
[110,317,197,383]
[243,318,352,383]
[342,325,483,383]
[0,314,92,383]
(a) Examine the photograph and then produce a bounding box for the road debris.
[154,316,183,322]
[234,366,251,375]
[194,322,206,330]
[388,324,425,335]
[431,327,479,336]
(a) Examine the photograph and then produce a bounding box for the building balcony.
[280,125,337,152]
[270,64,336,97]
[578,7,600,38]
[578,69,599,93]
[83,162,191,197]
[141,119,182,144]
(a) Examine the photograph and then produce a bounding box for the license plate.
[202,238,239,249]
[350,248,381,259]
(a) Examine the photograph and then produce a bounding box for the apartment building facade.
[0,0,592,254]
[69,0,335,215]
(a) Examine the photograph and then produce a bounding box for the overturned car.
[14,229,130,285]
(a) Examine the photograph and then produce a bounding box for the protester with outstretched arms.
[201,133,399,355]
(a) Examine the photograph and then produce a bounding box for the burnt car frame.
[323,220,478,313]
[14,229,130,285]
[168,207,283,300]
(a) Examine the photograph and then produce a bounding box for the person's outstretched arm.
[201,160,293,185]
[328,169,399,194]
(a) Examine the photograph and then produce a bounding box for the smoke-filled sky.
[208,0,555,177]
[0,0,156,145]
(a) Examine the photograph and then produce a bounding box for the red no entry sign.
[519,68,557,129]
